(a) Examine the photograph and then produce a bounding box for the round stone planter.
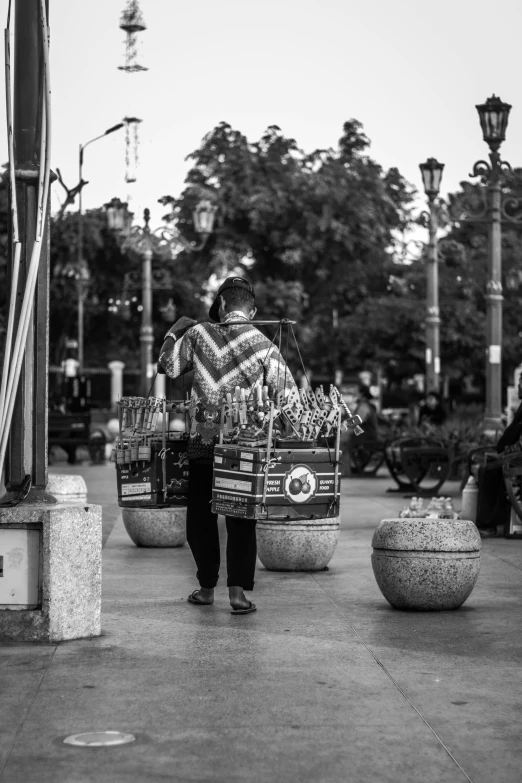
[47,474,87,504]
[256,516,339,571]
[371,518,481,611]
[122,507,187,548]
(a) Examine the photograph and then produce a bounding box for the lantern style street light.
[419,158,445,393]
[105,198,217,395]
[75,123,124,372]
[452,95,522,430]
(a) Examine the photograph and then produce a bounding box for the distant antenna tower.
[118,0,147,185]
[118,0,148,74]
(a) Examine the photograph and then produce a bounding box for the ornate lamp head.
[105,197,133,234]
[419,158,444,199]
[476,95,512,152]
[192,199,217,238]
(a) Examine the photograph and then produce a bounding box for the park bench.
[384,435,453,495]
[48,411,107,465]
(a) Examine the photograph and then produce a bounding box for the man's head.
[209,277,256,322]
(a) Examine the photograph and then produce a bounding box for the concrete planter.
[47,474,87,503]
[122,507,187,548]
[371,518,481,611]
[256,516,339,571]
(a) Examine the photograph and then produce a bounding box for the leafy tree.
[162,120,417,378]
[48,208,210,368]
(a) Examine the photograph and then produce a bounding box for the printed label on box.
[122,482,152,496]
[284,465,318,504]
[121,493,152,502]
[240,461,253,472]
[266,477,284,494]
[240,452,254,460]
[215,456,223,463]
[215,477,252,492]
[214,492,247,504]
[213,502,248,517]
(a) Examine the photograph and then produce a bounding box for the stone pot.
[256,516,339,571]
[122,507,187,548]
[47,474,87,503]
[371,518,481,611]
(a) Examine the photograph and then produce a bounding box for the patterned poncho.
[159,311,297,461]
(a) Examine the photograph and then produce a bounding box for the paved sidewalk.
[1,464,521,782]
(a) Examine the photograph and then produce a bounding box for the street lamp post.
[106,199,217,396]
[419,158,445,394]
[76,123,124,372]
[474,96,510,430]
[452,95,522,430]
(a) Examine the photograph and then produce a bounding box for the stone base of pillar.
[0,503,102,642]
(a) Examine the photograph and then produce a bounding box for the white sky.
[2,0,522,229]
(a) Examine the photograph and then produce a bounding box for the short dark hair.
[222,287,255,311]
[358,384,373,401]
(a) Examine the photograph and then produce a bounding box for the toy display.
[220,383,363,448]
[111,395,190,508]
[211,383,364,520]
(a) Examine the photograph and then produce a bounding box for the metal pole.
[7,0,55,503]
[140,246,154,396]
[484,176,503,430]
[425,198,440,393]
[77,143,84,373]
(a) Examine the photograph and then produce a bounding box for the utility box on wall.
[0,527,41,609]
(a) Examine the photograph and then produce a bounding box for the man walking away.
[159,278,297,614]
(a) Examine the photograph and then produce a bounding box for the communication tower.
[118,1,147,186]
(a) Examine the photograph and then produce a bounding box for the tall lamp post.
[76,123,124,372]
[419,158,445,394]
[105,199,217,396]
[453,95,522,430]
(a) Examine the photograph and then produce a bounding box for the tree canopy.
[1,119,521,397]
[162,120,417,378]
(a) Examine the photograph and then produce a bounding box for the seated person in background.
[417,391,447,428]
[352,384,379,441]
[476,374,522,537]
[343,384,380,472]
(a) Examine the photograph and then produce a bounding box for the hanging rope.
[290,324,311,388]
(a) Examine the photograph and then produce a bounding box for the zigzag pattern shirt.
[159,312,297,460]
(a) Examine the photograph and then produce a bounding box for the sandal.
[231,601,257,615]
[187,590,213,606]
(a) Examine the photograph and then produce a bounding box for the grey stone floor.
[0,462,521,782]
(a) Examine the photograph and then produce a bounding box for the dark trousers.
[476,463,511,531]
[186,461,257,590]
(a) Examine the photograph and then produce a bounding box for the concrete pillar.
[47,474,87,503]
[514,363,522,391]
[507,363,522,424]
[108,361,125,407]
